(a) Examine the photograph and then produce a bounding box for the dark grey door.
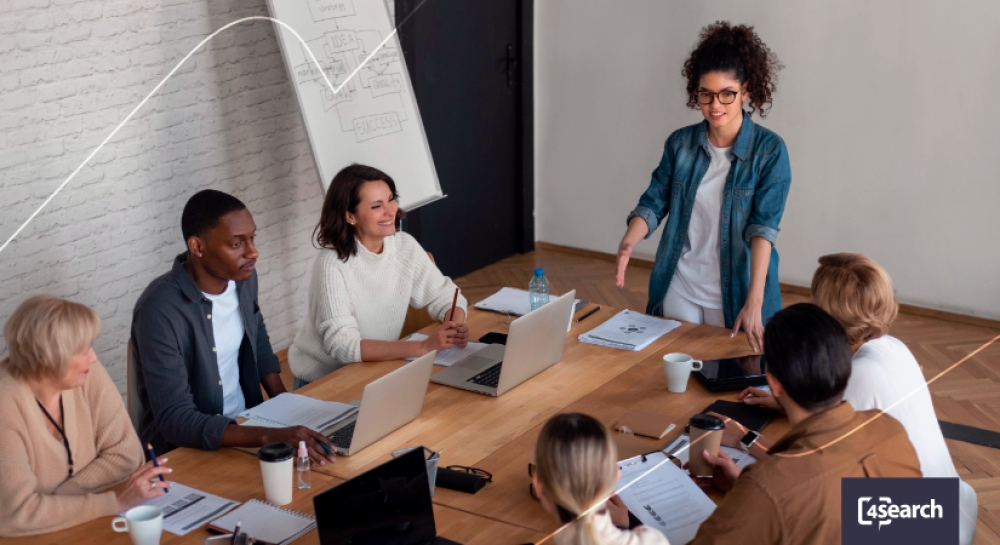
[396,0,533,278]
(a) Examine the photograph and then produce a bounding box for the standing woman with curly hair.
[616,22,789,352]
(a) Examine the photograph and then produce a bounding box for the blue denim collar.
[698,110,754,161]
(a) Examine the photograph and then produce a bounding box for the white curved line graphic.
[0,14,405,257]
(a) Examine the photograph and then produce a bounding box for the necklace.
[36,396,74,478]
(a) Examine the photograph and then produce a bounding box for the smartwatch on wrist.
[740,430,760,454]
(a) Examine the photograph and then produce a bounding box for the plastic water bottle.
[529,268,550,311]
[296,441,311,489]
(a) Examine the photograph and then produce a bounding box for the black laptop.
[313,448,461,545]
[692,354,769,392]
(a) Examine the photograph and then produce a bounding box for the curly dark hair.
[682,21,783,117]
[314,163,405,261]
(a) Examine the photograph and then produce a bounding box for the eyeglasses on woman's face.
[696,89,740,105]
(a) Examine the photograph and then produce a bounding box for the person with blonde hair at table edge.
[531,412,670,545]
[0,296,171,536]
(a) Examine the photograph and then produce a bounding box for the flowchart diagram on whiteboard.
[266,0,443,210]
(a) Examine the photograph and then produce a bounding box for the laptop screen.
[314,448,436,545]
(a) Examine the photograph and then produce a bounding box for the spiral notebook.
[209,500,315,545]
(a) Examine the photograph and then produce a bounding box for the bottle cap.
[297,441,308,459]
[534,268,544,276]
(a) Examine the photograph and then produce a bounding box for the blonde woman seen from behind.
[0,296,171,537]
[532,413,669,545]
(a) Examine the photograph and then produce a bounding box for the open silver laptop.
[323,351,435,455]
[430,290,576,396]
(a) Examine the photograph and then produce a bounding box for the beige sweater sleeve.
[0,363,140,537]
[315,253,364,365]
[54,362,144,496]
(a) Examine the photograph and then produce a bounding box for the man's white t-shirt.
[670,143,731,309]
[202,280,246,418]
[844,335,957,478]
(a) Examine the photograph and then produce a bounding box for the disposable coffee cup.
[112,505,163,545]
[663,353,703,393]
[392,446,439,497]
[687,414,725,477]
[258,442,294,505]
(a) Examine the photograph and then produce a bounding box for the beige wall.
[534,0,1000,320]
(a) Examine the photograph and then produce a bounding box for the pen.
[577,305,601,322]
[448,288,459,322]
[146,443,169,493]
[231,520,241,545]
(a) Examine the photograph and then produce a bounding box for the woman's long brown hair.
[315,164,406,261]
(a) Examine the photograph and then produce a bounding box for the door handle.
[506,43,517,86]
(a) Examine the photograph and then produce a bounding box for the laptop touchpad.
[461,354,499,372]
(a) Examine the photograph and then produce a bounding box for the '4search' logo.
[857,496,944,531]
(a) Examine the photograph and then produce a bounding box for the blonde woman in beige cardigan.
[0,296,172,537]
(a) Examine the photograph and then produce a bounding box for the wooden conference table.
[8,304,789,544]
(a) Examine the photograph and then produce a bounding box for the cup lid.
[258,442,294,462]
[688,414,725,431]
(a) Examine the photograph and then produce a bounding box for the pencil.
[577,305,601,322]
[448,287,459,322]
[146,443,169,493]
[231,520,241,545]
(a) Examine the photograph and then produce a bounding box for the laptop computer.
[322,352,435,455]
[691,354,769,392]
[314,448,460,545]
[430,290,576,396]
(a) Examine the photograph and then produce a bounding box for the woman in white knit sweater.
[289,164,469,386]
[733,253,977,545]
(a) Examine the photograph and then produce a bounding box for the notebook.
[210,500,315,545]
[616,410,677,439]
[473,287,587,316]
[578,310,681,351]
[238,393,357,433]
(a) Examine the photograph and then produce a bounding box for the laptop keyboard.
[466,362,503,388]
[328,420,356,449]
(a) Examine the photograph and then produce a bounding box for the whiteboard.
[265,0,443,210]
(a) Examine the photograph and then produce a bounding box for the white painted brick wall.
[0,0,326,395]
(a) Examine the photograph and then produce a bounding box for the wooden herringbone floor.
[453,246,1000,544]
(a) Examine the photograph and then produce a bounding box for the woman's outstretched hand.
[732,301,764,353]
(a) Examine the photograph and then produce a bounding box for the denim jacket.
[628,112,791,327]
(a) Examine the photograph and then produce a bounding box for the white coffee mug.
[663,353,703,393]
[258,442,294,505]
[112,505,163,545]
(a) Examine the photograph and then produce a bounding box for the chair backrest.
[126,339,141,430]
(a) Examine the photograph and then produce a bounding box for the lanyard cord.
[36,396,74,478]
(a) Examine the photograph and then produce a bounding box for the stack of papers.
[239,393,357,432]
[403,333,489,366]
[578,309,681,351]
[474,287,586,316]
[616,451,716,544]
[132,482,238,536]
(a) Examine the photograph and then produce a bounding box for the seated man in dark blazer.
[689,303,921,544]
[132,190,334,464]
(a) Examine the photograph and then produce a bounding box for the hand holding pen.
[115,449,172,512]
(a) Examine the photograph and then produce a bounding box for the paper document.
[130,482,238,536]
[578,310,681,351]
[403,333,489,366]
[663,434,758,470]
[616,451,716,544]
[474,287,586,316]
[238,393,357,432]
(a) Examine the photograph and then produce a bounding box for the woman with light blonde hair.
[531,413,669,545]
[733,253,977,545]
[0,296,172,536]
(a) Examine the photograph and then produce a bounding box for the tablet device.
[692,355,768,392]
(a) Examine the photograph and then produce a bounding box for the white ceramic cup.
[663,353,703,393]
[112,505,163,545]
[258,442,294,505]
